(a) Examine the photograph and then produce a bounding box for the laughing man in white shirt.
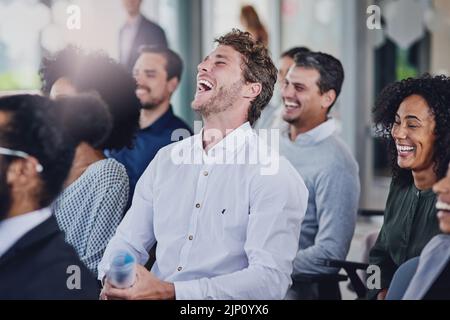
[99,29,308,300]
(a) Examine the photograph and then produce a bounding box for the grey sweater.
[279,121,360,275]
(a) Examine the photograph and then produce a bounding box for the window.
[0,0,162,91]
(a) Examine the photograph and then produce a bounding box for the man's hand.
[377,288,388,300]
[100,264,175,300]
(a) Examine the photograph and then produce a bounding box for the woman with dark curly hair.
[50,95,128,276]
[39,47,139,275]
[368,74,450,300]
[40,45,140,151]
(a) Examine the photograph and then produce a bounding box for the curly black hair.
[373,74,450,186]
[53,94,112,149]
[0,95,76,208]
[39,46,140,151]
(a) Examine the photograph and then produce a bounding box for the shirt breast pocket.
[215,205,249,244]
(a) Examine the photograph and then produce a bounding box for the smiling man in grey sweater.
[279,51,360,299]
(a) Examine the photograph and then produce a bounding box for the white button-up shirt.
[0,208,52,258]
[98,122,308,299]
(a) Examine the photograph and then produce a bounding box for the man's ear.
[167,77,179,95]
[321,89,337,111]
[243,82,262,100]
[7,158,40,188]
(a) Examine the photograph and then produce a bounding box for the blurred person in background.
[240,5,268,47]
[110,46,192,197]
[120,0,168,72]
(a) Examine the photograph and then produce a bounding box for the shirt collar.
[142,106,176,133]
[284,118,336,146]
[125,14,142,28]
[193,122,253,163]
[410,183,436,198]
[0,207,52,258]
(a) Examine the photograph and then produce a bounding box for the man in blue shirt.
[110,46,192,197]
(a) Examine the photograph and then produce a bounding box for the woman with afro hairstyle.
[50,94,129,276]
[39,47,139,275]
[368,74,450,300]
[39,45,140,151]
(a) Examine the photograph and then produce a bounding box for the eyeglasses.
[0,147,43,173]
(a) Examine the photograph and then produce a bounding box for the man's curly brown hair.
[373,74,450,186]
[215,29,277,125]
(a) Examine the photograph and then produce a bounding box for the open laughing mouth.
[196,79,214,95]
[436,201,450,214]
[284,101,300,111]
[396,144,415,157]
[136,86,150,97]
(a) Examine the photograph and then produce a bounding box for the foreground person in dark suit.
[0,95,100,299]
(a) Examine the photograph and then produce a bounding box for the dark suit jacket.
[0,215,100,299]
[120,16,168,72]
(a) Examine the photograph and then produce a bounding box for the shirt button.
[203,171,209,176]
[177,266,182,271]
[196,203,201,208]
[188,235,193,240]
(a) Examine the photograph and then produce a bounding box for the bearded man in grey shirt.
[279,51,360,299]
